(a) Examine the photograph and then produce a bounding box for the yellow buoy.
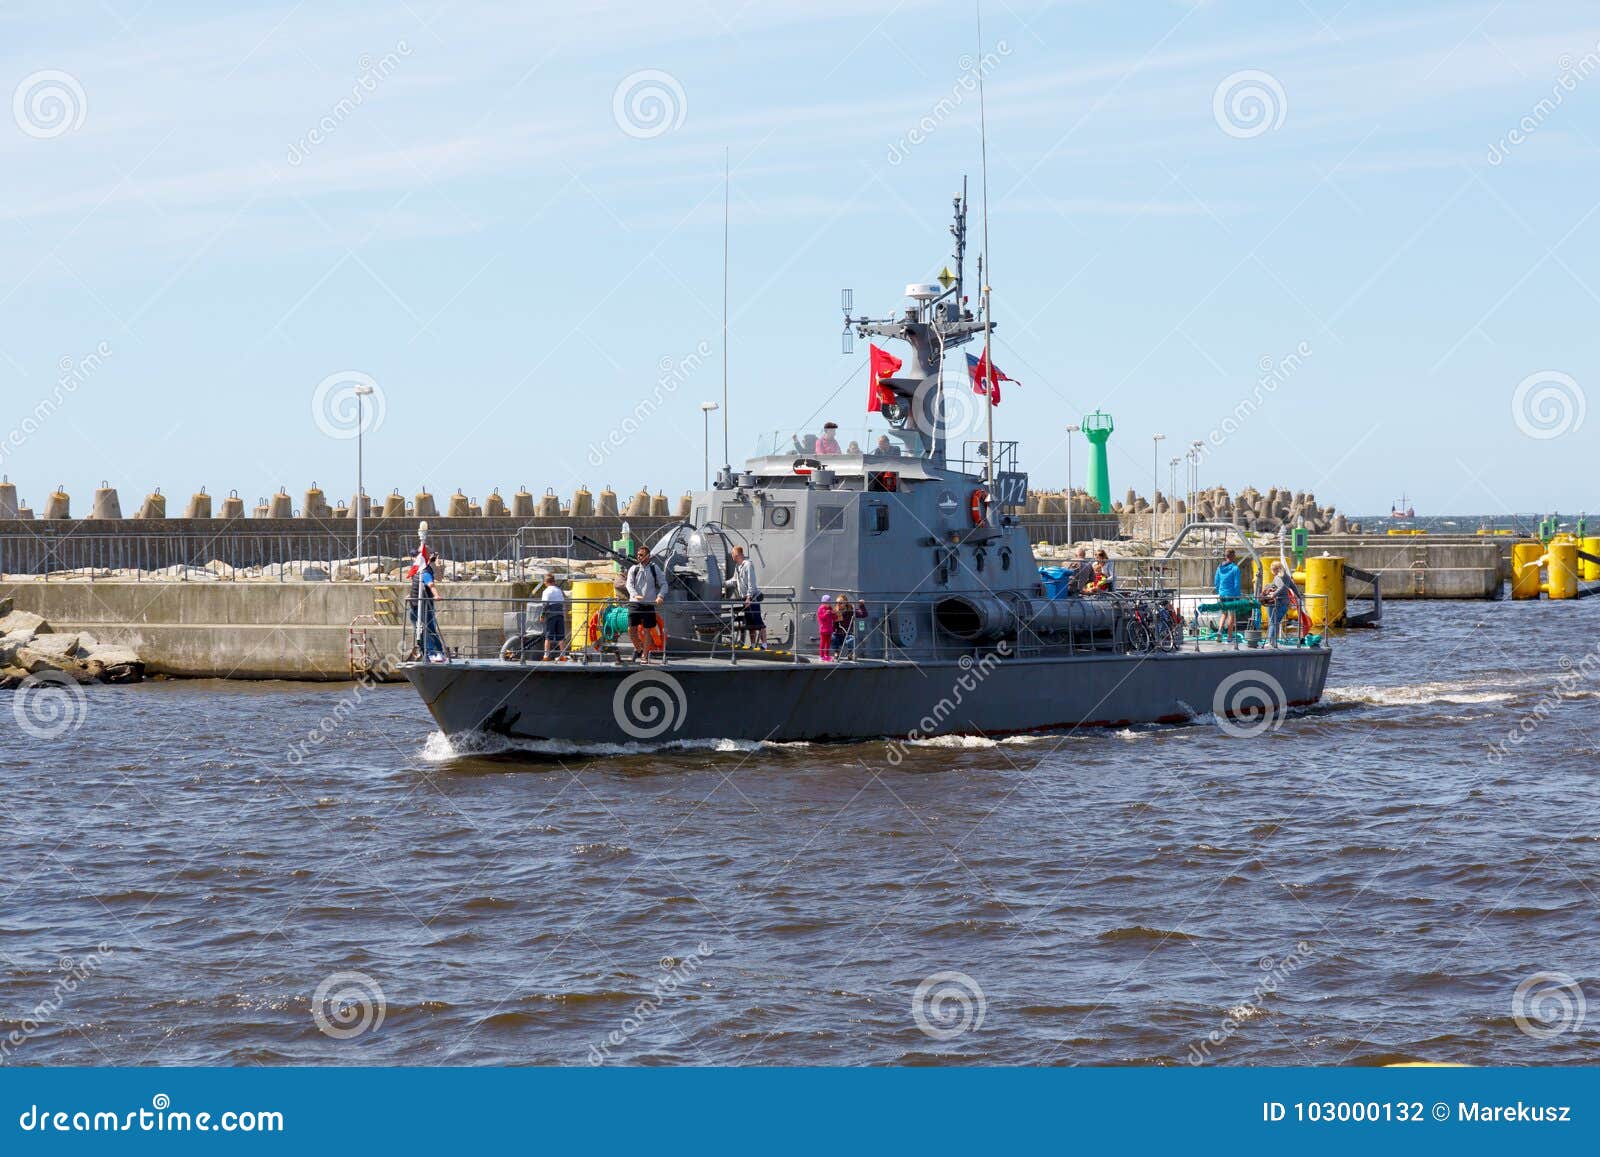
[566,578,617,653]
[1580,536,1600,582]
[1302,555,1346,629]
[1511,542,1543,600]
[1546,539,1579,599]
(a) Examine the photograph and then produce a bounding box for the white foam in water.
[901,734,999,750]
[420,730,802,762]
[1324,680,1515,707]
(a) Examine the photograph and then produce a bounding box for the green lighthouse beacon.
[1081,410,1114,514]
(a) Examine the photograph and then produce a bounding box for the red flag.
[867,344,902,412]
[965,350,1013,405]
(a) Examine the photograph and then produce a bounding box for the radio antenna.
[975,0,996,503]
[721,146,731,474]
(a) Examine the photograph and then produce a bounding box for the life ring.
[648,623,666,652]
[588,609,603,645]
[970,489,987,526]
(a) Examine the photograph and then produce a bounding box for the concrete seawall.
[1306,537,1506,599]
[0,580,529,681]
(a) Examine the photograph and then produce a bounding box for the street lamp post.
[1152,433,1166,547]
[1065,423,1081,546]
[1189,440,1203,526]
[354,382,374,566]
[1169,457,1180,534]
[700,402,720,489]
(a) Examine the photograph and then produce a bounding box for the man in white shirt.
[540,572,567,661]
[721,545,766,647]
[625,545,667,663]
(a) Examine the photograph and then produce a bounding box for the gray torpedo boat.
[403,188,1331,746]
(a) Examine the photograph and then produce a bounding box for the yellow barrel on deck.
[1302,555,1345,629]
[1511,542,1543,600]
[1546,540,1579,599]
[1580,536,1600,582]
[566,578,616,653]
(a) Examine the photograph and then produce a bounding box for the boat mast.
[975,0,996,509]
[721,146,731,475]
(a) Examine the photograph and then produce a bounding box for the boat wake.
[1325,679,1518,708]
[420,730,806,763]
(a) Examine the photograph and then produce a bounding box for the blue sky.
[2,0,1597,517]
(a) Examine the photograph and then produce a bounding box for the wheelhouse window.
[865,503,889,534]
[816,505,846,533]
[720,504,753,530]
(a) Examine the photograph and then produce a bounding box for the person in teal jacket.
[1213,549,1243,638]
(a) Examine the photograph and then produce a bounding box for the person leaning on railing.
[1262,561,1301,646]
[721,545,766,648]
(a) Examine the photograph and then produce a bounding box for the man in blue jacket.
[1214,549,1243,639]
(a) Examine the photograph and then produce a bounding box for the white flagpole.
[975,0,996,508]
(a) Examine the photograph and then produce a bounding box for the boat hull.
[403,646,1332,746]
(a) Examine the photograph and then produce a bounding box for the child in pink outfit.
[816,598,838,661]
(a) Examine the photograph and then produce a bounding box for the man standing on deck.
[1214,549,1243,639]
[722,545,766,648]
[625,545,667,663]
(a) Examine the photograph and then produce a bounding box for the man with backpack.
[625,545,667,663]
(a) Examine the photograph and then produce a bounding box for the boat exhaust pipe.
[934,594,1015,641]
[935,594,1120,642]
